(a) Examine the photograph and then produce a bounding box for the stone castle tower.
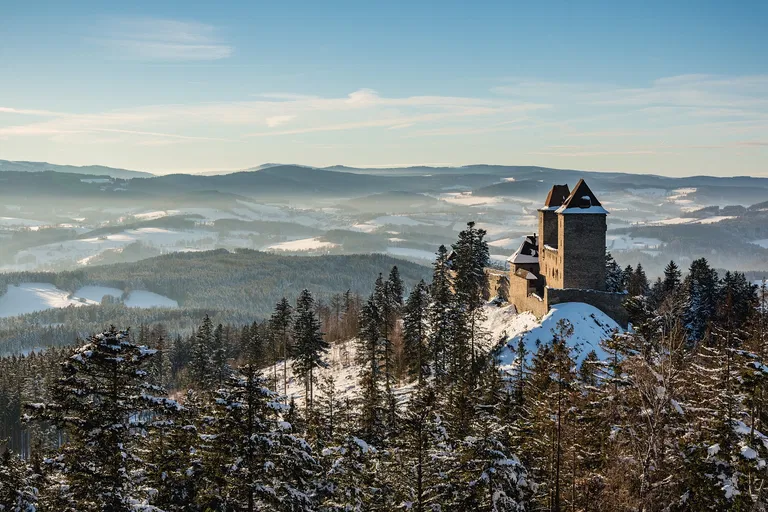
[485,178,627,325]
[538,179,607,291]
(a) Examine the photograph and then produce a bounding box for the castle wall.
[538,210,558,248]
[545,287,629,327]
[484,269,509,302]
[507,274,547,317]
[558,213,607,291]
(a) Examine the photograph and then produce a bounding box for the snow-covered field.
[0,283,97,318]
[751,239,768,249]
[267,237,339,252]
[385,247,437,261]
[4,228,216,271]
[0,282,178,318]
[440,193,502,207]
[607,235,663,251]
[0,217,47,227]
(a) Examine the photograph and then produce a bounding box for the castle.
[484,179,628,326]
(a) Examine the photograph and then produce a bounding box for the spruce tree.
[355,296,385,444]
[190,315,214,388]
[402,279,430,382]
[270,298,293,399]
[605,251,624,293]
[0,448,37,512]
[429,245,454,381]
[27,327,177,511]
[291,289,329,411]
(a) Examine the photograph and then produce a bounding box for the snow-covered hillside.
[270,302,623,407]
[489,303,623,371]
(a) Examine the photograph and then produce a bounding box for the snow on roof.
[555,179,609,215]
[508,234,539,264]
[556,205,610,215]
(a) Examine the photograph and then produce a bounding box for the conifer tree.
[451,221,490,374]
[355,296,385,443]
[402,279,430,382]
[27,327,178,511]
[605,251,624,292]
[211,323,230,388]
[429,245,454,381]
[292,289,329,411]
[663,260,682,295]
[684,258,721,342]
[190,314,214,388]
[271,298,293,399]
[0,448,37,512]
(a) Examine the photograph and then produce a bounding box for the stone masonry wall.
[546,287,628,327]
[484,269,509,302]
[559,213,607,291]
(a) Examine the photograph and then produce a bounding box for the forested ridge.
[1,224,767,511]
[0,251,431,355]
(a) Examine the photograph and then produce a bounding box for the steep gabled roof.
[540,184,571,211]
[508,234,539,264]
[555,179,609,215]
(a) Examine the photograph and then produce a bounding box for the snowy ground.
[0,282,178,318]
[607,235,663,251]
[490,303,623,369]
[3,228,217,271]
[268,302,623,407]
[267,237,339,252]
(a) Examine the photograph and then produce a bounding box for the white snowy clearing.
[267,237,339,252]
[0,283,178,318]
[606,235,663,251]
[4,228,216,271]
[270,302,623,407]
[751,239,768,249]
[489,303,623,369]
[440,193,502,207]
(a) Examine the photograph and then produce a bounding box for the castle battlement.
[484,179,628,327]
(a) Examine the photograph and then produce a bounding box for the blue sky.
[1,1,767,176]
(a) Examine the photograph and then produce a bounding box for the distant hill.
[0,159,152,179]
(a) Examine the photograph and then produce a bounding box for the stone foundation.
[484,267,628,327]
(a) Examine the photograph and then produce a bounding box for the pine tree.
[320,435,386,511]
[629,263,649,296]
[605,251,624,293]
[146,390,204,511]
[27,327,178,511]
[622,264,634,293]
[684,258,721,342]
[374,273,397,431]
[291,289,329,412]
[190,315,214,388]
[355,296,385,444]
[524,320,578,511]
[663,260,682,295]
[0,448,37,512]
[402,280,430,382]
[270,298,293,400]
[451,359,530,511]
[211,323,230,388]
[429,245,454,381]
[451,221,490,375]
[314,372,344,448]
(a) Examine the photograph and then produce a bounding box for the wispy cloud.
[95,18,233,61]
[265,115,296,127]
